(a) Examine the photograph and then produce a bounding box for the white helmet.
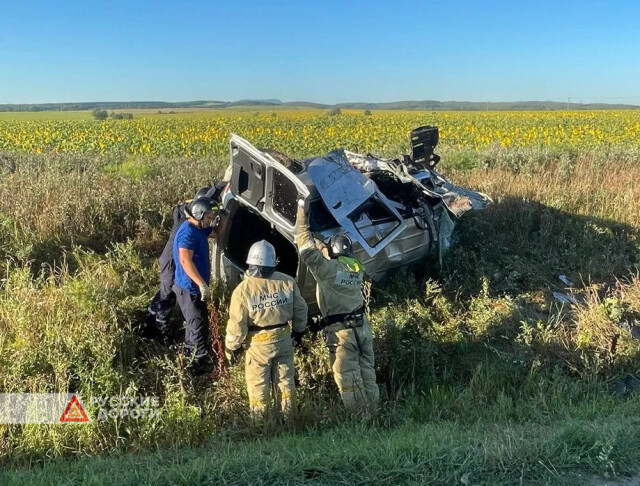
[246,240,279,267]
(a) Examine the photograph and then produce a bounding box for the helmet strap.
[247,265,275,278]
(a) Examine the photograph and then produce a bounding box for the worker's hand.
[308,316,324,333]
[198,283,211,301]
[291,330,306,348]
[297,197,311,215]
[314,238,327,252]
[296,198,310,229]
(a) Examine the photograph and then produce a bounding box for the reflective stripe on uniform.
[248,326,289,343]
[337,256,364,273]
[249,397,265,408]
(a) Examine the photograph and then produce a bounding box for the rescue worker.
[173,197,226,375]
[295,199,379,411]
[147,183,227,342]
[225,240,308,415]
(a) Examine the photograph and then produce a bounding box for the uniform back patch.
[247,290,292,312]
[335,270,363,287]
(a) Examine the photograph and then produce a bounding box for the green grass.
[3,391,640,485]
[1,146,640,483]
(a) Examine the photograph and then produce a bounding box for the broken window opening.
[348,198,401,247]
[309,199,339,232]
[237,167,249,194]
[271,169,298,226]
[231,145,265,208]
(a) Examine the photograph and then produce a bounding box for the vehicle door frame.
[229,133,310,235]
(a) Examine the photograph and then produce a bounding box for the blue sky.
[1,0,639,104]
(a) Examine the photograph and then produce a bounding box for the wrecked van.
[212,127,491,312]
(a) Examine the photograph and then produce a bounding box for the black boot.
[189,353,214,376]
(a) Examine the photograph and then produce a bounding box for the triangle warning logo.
[59,395,90,423]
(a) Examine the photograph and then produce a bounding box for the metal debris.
[552,291,578,305]
[558,275,574,287]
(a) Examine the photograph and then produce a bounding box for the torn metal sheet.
[559,275,574,287]
[345,150,492,218]
[435,204,455,265]
[306,149,407,257]
[552,291,579,305]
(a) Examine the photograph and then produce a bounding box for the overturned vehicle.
[213,127,491,312]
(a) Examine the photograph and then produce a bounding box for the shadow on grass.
[372,196,640,402]
[444,196,640,296]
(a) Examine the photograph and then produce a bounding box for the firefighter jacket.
[226,271,307,351]
[296,206,365,317]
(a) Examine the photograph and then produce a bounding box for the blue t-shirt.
[173,220,213,294]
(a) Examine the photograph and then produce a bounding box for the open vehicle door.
[306,149,407,257]
[229,134,309,232]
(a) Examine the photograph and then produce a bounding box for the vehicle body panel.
[306,150,407,257]
[212,131,491,312]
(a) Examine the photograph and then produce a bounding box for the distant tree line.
[1,99,638,113]
[0,101,215,113]
[91,109,133,120]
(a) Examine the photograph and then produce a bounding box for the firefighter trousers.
[325,320,379,411]
[245,329,295,415]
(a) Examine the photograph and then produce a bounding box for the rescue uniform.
[296,206,379,410]
[226,271,307,414]
[173,220,213,358]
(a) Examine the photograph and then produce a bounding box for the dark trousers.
[147,254,176,334]
[173,284,210,359]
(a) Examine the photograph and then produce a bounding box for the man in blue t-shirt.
[146,182,228,341]
[173,197,226,375]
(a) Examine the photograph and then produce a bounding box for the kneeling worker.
[295,199,379,411]
[225,240,308,415]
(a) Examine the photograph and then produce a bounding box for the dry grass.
[0,147,639,477]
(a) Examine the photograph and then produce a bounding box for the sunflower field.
[0,109,639,158]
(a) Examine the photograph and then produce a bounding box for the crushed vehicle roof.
[227,128,491,259]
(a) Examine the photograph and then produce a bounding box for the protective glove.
[308,315,324,333]
[315,238,329,257]
[296,198,310,223]
[198,282,211,302]
[225,347,243,366]
[296,202,305,222]
[291,330,306,348]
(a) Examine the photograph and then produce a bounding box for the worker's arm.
[225,286,249,351]
[204,180,229,202]
[295,204,332,281]
[177,248,206,286]
[291,280,308,334]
